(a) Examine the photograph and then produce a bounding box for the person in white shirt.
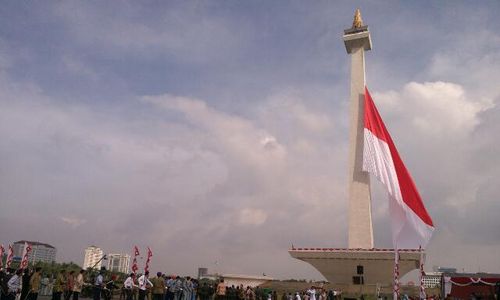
[295,292,301,300]
[94,270,105,300]
[307,288,316,300]
[123,274,137,300]
[137,272,152,300]
[7,269,22,300]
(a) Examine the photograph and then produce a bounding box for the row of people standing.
[1,268,43,300]
[123,272,199,300]
[52,269,86,300]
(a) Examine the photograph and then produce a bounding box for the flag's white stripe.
[363,128,402,202]
[363,128,434,248]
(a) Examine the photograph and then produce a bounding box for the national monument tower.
[288,9,423,286]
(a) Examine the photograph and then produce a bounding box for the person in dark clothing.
[53,270,66,300]
[64,271,75,300]
[197,283,210,300]
[20,269,31,300]
[327,290,334,300]
[103,275,118,300]
[94,270,105,300]
[0,270,11,300]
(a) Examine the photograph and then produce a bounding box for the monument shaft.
[347,46,373,249]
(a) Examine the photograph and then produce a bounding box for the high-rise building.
[107,253,130,273]
[13,241,57,263]
[83,246,104,270]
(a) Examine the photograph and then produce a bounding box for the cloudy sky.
[1,1,500,280]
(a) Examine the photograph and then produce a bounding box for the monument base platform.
[289,248,423,285]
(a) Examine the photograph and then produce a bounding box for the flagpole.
[419,247,426,300]
[393,248,400,300]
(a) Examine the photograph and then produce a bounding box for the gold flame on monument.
[352,8,363,28]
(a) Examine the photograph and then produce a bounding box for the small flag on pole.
[144,247,153,273]
[0,245,4,269]
[132,258,138,274]
[131,246,140,274]
[20,243,33,269]
[6,245,14,268]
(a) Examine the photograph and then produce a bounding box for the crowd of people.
[1,267,340,300]
[1,268,44,300]
[0,267,88,300]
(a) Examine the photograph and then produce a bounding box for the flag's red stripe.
[364,87,434,227]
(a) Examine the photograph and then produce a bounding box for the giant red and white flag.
[363,87,434,249]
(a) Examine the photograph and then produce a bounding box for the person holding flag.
[123,273,137,300]
[137,272,152,300]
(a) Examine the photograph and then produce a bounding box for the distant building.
[423,272,442,288]
[13,241,56,263]
[198,267,208,279]
[423,267,457,289]
[222,274,273,288]
[436,267,457,273]
[107,253,130,273]
[441,272,500,299]
[197,267,218,281]
[83,246,104,270]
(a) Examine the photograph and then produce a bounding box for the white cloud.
[238,208,268,226]
[374,81,493,138]
[61,217,87,228]
[428,29,500,99]
[142,94,288,173]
